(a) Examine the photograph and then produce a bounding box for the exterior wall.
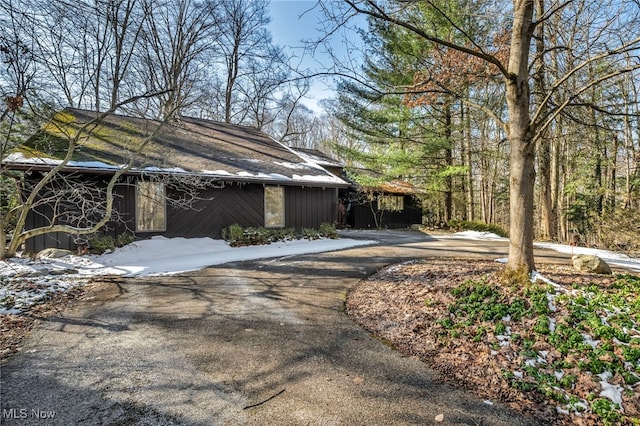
[23,176,339,252]
[159,184,338,238]
[162,183,265,239]
[345,193,422,229]
[284,186,338,231]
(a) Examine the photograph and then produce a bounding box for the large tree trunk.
[534,0,554,240]
[506,0,536,272]
[463,101,475,221]
[444,104,453,222]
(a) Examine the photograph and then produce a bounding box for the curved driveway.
[1,231,569,425]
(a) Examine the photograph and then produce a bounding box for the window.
[378,195,404,212]
[264,186,285,228]
[136,181,166,232]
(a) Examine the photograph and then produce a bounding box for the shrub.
[303,228,322,240]
[115,232,135,247]
[222,225,300,246]
[267,227,296,242]
[319,222,338,239]
[88,232,135,254]
[241,227,271,245]
[447,219,508,237]
[222,224,338,246]
[88,235,115,254]
[222,223,244,246]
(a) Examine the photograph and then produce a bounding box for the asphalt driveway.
[1,230,568,425]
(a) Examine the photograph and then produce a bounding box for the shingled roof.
[4,108,348,188]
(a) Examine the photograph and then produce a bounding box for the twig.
[242,389,285,410]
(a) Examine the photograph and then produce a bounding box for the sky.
[267,0,366,113]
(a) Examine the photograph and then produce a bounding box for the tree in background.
[333,17,446,219]
[0,0,174,258]
[329,0,640,271]
[137,0,218,120]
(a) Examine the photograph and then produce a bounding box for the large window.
[378,195,404,212]
[264,186,285,228]
[136,181,166,232]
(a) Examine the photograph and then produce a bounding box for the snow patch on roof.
[202,169,233,175]
[275,161,309,170]
[5,152,349,186]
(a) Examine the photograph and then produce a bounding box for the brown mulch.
[345,258,631,426]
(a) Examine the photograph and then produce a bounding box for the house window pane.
[264,186,285,228]
[378,195,404,212]
[136,181,166,231]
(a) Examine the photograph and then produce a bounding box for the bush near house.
[448,219,508,237]
[222,223,338,247]
[88,233,135,254]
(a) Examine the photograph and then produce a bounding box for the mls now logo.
[3,408,28,419]
[3,408,56,419]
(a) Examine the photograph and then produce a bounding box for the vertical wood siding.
[23,177,340,252]
[284,186,338,230]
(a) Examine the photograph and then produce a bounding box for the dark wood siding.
[162,183,264,238]
[25,202,76,253]
[162,184,338,237]
[347,194,422,229]
[24,178,135,253]
[284,186,338,230]
[23,177,341,252]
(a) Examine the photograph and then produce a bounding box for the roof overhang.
[2,160,352,189]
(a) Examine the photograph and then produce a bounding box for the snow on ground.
[0,236,376,314]
[446,230,640,273]
[2,230,640,315]
[443,230,509,241]
[534,240,640,272]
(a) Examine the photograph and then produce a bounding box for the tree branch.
[342,0,509,76]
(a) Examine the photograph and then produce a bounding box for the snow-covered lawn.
[444,230,640,273]
[0,236,375,315]
[2,231,639,315]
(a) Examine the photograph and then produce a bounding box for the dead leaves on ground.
[346,258,631,425]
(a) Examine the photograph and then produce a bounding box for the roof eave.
[2,161,351,188]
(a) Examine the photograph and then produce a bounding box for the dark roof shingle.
[6,108,347,187]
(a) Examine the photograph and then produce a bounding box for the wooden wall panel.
[162,183,264,238]
[285,186,337,230]
[23,177,341,251]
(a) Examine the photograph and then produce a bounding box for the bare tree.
[240,47,295,130]
[137,0,219,120]
[213,0,281,124]
[101,0,145,110]
[0,0,174,258]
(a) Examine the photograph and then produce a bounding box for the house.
[3,108,349,252]
[340,175,424,229]
[291,148,423,229]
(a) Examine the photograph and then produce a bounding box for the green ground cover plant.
[437,274,640,425]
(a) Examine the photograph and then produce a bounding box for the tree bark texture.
[506,0,536,271]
